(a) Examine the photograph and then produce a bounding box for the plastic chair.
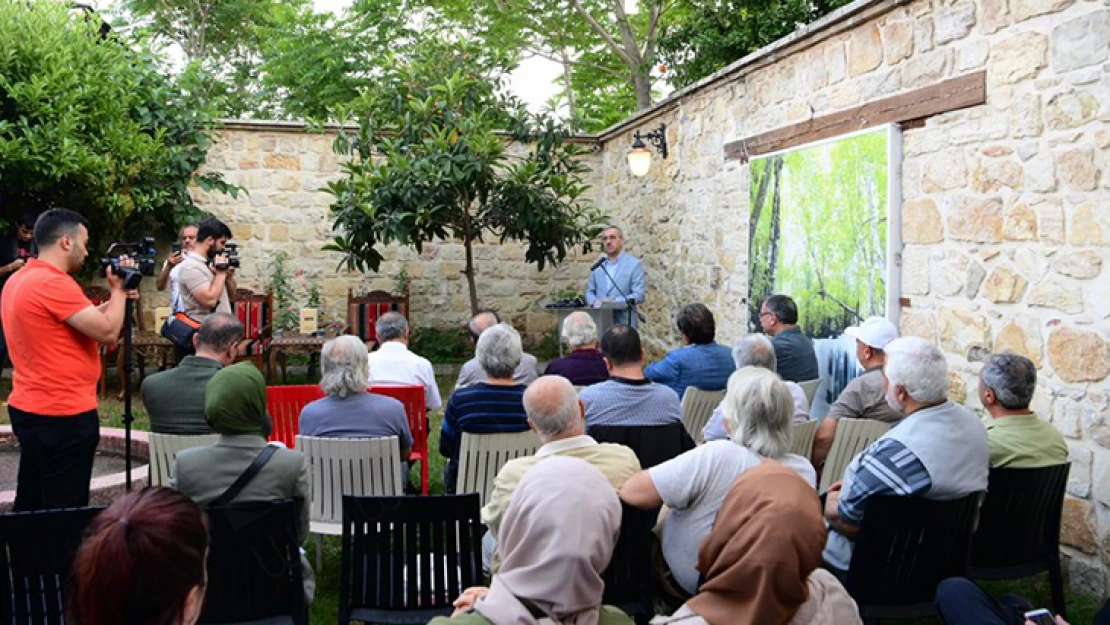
[371,384,430,495]
[601,503,659,625]
[0,506,105,625]
[339,494,484,625]
[797,378,822,406]
[970,463,1071,618]
[845,492,983,621]
[455,430,541,506]
[790,420,817,458]
[680,387,725,442]
[266,384,325,449]
[198,499,307,625]
[148,433,220,487]
[818,418,891,493]
[588,422,695,470]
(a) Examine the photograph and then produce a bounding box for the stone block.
[1057,148,1101,190]
[1014,0,1075,21]
[1053,250,1103,279]
[948,371,968,404]
[947,196,1005,243]
[994,314,1044,366]
[967,260,987,297]
[972,159,1024,193]
[1051,10,1110,73]
[935,2,977,44]
[903,247,931,295]
[1025,153,1057,192]
[902,198,945,244]
[1010,94,1044,138]
[983,264,1029,303]
[991,32,1048,85]
[1048,327,1110,383]
[915,17,935,53]
[981,0,1012,34]
[848,24,884,77]
[1027,281,1085,313]
[1070,203,1110,246]
[1061,497,1098,555]
[1037,200,1066,244]
[1003,202,1038,240]
[826,42,847,84]
[938,306,992,358]
[932,251,970,297]
[1014,248,1049,281]
[882,20,914,64]
[922,152,968,192]
[1045,91,1101,130]
[956,39,991,71]
[263,154,301,170]
[900,309,938,342]
[1068,444,1093,498]
[903,49,951,89]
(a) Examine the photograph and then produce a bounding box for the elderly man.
[366,311,441,411]
[812,316,903,468]
[759,294,819,382]
[440,323,530,492]
[823,337,989,575]
[702,334,810,442]
[980,353,1066,468]
[586,225,646,326]
[579,325,683,427]
[481,375,640,572]
[455,310,539,388]
[645,303,734,400]
[544,311,608,386]
[300,335,413,458]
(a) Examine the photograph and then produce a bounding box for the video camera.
[212,242,240,271]
[99,237,157,290]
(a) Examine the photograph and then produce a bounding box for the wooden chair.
[266,384,325,449]
[148,433,220,487]
[232,288,272,373]
[797,378,822,406]
[370,384,431,495]
[817,418,891,493]
[790,420,818,458]
[680,387,725,443]
[455,430,541,506]
[347,289,409,343]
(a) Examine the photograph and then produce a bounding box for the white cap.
[844,316,899,350]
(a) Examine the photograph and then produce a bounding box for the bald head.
[523,375,584,440]
[467,310,501,341]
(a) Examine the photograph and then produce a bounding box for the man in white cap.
[811,316,902,469]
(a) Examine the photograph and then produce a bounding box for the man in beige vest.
[481,375,640,572]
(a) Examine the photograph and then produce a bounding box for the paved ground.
[0,448,129,492]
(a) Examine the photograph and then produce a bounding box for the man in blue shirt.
[645,303,734,399]
[586,226,646,326]
[760,294,819,382]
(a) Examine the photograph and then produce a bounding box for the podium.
[543,301,631,356]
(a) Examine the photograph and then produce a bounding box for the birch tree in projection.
[747,129,889,338]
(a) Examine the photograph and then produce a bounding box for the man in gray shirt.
[454,310,539,389]
[759,294,819,382]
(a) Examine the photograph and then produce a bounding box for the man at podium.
[586,226,645,326]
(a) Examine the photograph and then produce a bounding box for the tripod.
[122,297,135,489]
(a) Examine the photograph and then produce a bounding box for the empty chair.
[790,420,818,458]
[148,433,220,487]
[601,503,659,625]
[680,387,725,442]
[817,418,891,493]
[266,384,325,448]
[797,378,822,406]
[588,422,695,470]
[455,430,541,506]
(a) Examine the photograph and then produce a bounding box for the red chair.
[347,289,409,345]
[371,384,429,495]
[266,384,323,449]
[233,289,272,374]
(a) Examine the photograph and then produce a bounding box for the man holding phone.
[156,223,198,314]
[935,577,1091,625]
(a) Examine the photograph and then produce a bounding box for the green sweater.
[983,413,1068,468]
[140,355,221,434]
[428,605,634,625]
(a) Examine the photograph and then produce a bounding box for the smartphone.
[1024,609,1056,625]
[171,243,181,255]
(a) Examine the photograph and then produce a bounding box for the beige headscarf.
[474,456,622,625]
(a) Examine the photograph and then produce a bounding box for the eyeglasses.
[601,235,620,241]
[759,311,774,319]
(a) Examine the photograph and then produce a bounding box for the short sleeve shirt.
[1,259,100,415]
[177,252,230,320]
[299,393,414,449]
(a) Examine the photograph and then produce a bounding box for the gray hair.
[883,336,948,403]
[982,352,1037,410]
[732,334,777,372]
[375,311,408,342]
[722,367,793,458]
[476,323,523,379]
[196,313,244,352]
[561,312,598,350]
[523,376,580,438]
[320,335,369,398]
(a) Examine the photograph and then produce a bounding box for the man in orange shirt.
[2,208,133,510]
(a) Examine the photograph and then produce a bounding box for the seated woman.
[68,487,209,625]
[171,361,314,602]
[654,461,861,625]
[431,456,633,625]
[620,366,817,602]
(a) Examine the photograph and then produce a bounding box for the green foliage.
[529,326,561,362]
[409,326,473,364]
[393,267,411,297]
[267,250,299,331]
[306,283,322,310]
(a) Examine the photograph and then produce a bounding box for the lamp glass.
[628,147,652,177]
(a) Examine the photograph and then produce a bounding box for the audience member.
[68,487,210,625]
[301,335,413,456]
[654,461,861,625]
[703,334,810,442]
[980,353,1067,468]
[455,310,539,388]
[620,367,817,600]
[823,337,988,575]
[142,312,242,435]
[431,457,634,625]
[171,361,314,603]
[544,311,609,386]
[812,316,902,468]
[482,375,640,572]
[645,303,735,399]
[936,577,1100,625]
[366,311,442,411]
[440,323,530,492]
[759,294,819,382]
[579,325,683,427]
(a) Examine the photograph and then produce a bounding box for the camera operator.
[175,218,236,357]
[155,223,198,313]
[1,208,137,511]
[0,212,38,371]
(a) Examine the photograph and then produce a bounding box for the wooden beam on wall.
[724,70,986,161]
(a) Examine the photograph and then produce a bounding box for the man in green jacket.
[980,352,1067,468]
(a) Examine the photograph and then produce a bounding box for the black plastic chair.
[601,503,659,625]
[0,505,104,625]
[970,463,1071,618]
[845,492,983,622]
[339,494,484,625]
[587,422,695,469]
[198,499,307,625]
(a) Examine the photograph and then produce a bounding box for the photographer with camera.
[173,218,237,357]
[1,208,137,511]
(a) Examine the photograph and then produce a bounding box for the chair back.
[790,420,818,458]
[339,494,483,625]
[348,289,409,343]
[818,418,891,493]
[148,433,220,487]
[846,492,982,619]
[232,289,272,351]
[0,506,105,625]
[797,378,822,406]
[971,463,1070,574]
[266,384,325,448]
[297,435,405,528]
[680,387,724,442]
[199,499,307,625]
[588,422,695,469]
[370,385,429,472]
[456,431,541,506]
[601,503,658,623]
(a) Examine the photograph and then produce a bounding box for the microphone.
[590,256,606,271]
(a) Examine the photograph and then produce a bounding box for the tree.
[324,40,605,314]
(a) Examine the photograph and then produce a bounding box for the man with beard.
[0,211,37,372]
[176,218,236,356]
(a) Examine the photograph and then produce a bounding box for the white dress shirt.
[367,341,442,410]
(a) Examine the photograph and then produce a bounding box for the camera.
[99,237,157,290]
[212,242,240,271]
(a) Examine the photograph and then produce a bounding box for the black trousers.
[936,577,1110,625]
[10,407,100,511]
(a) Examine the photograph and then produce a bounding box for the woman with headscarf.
[170,361,314,602]
[431,456,634,625]
[654,460,861,625]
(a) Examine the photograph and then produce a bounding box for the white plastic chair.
[681,387,725,443]
[797,378,822,407]
[456,430,541,507]
[148,433,219,487]
[818,418,892,493]
[790,420,818,459]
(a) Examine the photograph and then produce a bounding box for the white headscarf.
[474,456,622,625]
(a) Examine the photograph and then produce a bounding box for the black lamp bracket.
[632,123,668,160]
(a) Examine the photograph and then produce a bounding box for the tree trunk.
[561,50,577,127]
[768,158,784,291]
[632,71,652,110]
[460,202,479,315]
[748,156,778,250]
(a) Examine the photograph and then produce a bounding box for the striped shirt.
[439,383,529,491]
[579,377,683,427]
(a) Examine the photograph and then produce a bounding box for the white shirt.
[168,262,184,313]
[367,341,442,410]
